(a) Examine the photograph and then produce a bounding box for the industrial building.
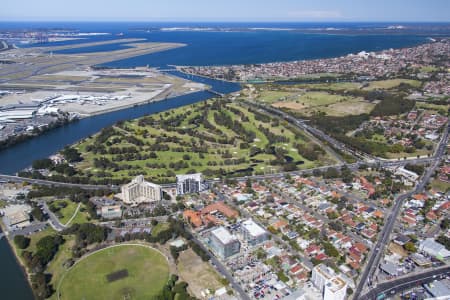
[176,173,205,195]
[120,175,162,205]
[209,226,240,259]
[241,219,268,246]
[419,238,450,261]
[311,264,347,300]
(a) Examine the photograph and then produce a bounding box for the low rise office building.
[97,205,122,220]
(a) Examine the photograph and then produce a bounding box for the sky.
[1,0,450,22]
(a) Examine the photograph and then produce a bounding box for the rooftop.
[242,219,266,237]
[211,226,238,245]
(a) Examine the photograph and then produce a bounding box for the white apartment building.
[121,175,162,205]
[176,173,205,195]
[311,264,347,300]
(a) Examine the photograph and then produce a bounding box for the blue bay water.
[0,22,438,299]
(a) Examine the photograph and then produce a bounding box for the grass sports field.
[58,244,169,300]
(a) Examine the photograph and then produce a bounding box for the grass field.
[362,79,422,90]
[50,200,79,225]
[431,179,450,193]
[151,222,170,237]
[74,99,332,183]
[270,90,373,116]
[58,245,169,300]
[48,235,76,300]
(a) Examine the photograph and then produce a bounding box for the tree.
[323,242,339,257]
[440,218,450,230]
[404,241,417,253]
[14,235,30,249]
[31,207,45,221]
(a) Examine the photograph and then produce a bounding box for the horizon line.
[1,20,450,24]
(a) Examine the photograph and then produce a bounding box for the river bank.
[0,222,35,300]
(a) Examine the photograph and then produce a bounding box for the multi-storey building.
[241,219,268,246]
[311,264,347,300]
[176,173,204,195]
[209,226,240,259]
[121,175,162,205]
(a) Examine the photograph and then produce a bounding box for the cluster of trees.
[371,96,415,117]
[296,143,325,161]
[95,126,120,144]
[404,163,425,175]
[214,111,256,143]
[14,235,30,249]
[154,275,196,300]
[30,158,78,176]
[60,147,82,163]
[322,241,339,257]
[169,244,188,261]
[258,125,289,144]
[248,107,272,123]
[62,223,109,258]
[436,235,450,251]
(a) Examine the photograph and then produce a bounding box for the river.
[0,73,240,299]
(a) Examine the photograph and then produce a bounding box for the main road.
[361,266,450,299]
[353,124,449,300]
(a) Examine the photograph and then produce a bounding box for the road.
[245,100,371,162]
[354,123,449,300]
[188,232,251,300]
[0,174,114,190]
[361,266,450,299]
[6,222,48,238]
[40,200,66,231]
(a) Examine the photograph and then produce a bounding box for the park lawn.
[291,81,360,91]
[415,102,449,115]
[316,98,375,116]
[297,91,347,107]
[385,148,431,159]
[51,200,79,225]
[420,66,439,73]
[430,179,450,193]
[27,227,57,253]
[363,79,422,90]
[151,222,170,237]
[371,134,388,144]
[69,204,90,225]
[257,90,295,103]
[58,245,169,300]
[48,235,76,300]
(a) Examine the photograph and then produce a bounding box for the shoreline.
[0,221,34,296]
[0,86,207,156]
[71,87,205,119]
